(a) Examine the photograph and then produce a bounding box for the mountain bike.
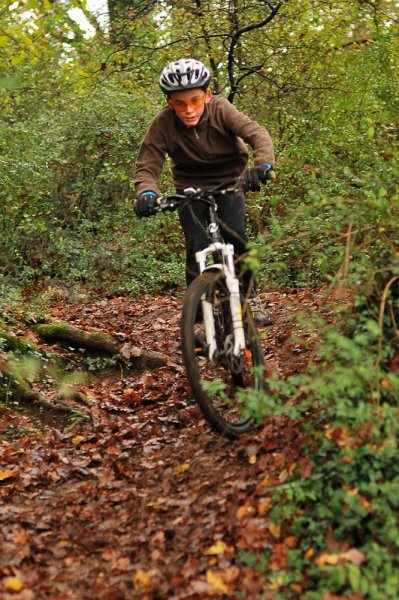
[157,178,265,438]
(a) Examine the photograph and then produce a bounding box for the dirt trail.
[0,289,331,599]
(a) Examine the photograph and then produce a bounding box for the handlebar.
[156,177,243,212]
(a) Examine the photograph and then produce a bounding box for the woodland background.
[1,0,399,597]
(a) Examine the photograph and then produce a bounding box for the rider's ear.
[205,89,212,104]
[166,97,173,109]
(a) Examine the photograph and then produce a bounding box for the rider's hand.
[243,162,274,192]
[134,191,159,218]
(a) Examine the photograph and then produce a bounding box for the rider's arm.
[134,112,169,197]
[214,96,275,167]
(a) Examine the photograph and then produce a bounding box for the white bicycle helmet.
[159,58,211,93]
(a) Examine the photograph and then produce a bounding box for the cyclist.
[134,58,275,325]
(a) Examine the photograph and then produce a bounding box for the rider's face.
[167,88,212,128]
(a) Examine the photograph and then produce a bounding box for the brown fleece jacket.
[134,95,275,196]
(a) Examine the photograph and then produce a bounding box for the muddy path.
[0,288,332,599]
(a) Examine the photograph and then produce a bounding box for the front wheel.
[181,272,265,438]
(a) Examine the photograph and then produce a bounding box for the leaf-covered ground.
[0,288,333,599]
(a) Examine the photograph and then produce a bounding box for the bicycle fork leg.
[201,295,217,359]
[226,276,246,356]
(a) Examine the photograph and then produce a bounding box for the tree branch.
[227,2,283,102]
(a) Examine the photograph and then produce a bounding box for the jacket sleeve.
[134,115,168,197]
[218,97,275,166]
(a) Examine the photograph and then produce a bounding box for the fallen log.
[34,321,169,369]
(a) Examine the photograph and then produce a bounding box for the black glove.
[243,162,274,192]
[134,191,159,218]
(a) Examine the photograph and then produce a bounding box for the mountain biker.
[134,58,275,325]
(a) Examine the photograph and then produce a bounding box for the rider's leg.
[178,201,209,331]
[215,192,251,290]
[217,193,272,326]
[178,200,209,288]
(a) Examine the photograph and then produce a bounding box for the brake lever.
[157,196,176,211]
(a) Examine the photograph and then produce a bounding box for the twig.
[375,275,399,370]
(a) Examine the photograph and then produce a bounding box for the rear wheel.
[181,272,265,438]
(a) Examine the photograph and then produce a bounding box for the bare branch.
[226,2,283,102]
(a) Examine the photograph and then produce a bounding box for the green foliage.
[0,79,183,292]
[240,296,399,596]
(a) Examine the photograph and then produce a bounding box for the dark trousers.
[177,192,253,293]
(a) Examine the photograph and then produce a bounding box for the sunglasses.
[169,93,206,113]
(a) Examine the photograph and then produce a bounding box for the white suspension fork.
[195,243,246,359]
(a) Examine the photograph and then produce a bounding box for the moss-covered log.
[34,321,169,368]
[0,329,40,354]
[35,322,120,353]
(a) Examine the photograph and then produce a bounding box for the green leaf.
[0,76,22,90]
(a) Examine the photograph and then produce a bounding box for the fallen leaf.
[284,535,298,548]
[245,444,258,464]
[190,579,213,594]
[342,548,367,565]
[299,457,314,478]
[151,549,161,561]
[358,496,372,510]
[257,474,270,488]
[315,552,340,566]
[71,435,86,446]
[120,343,142,360]
[236,503,253,520]
[0,470,15,481]
[106,445,120,456]
[345,487,359,497]
[316,548,366,568]
[258,497,273,517]
[3,576,23,592]
[269,574,284,590]
[325,426,349,443]
[101,548,121,561]
[134,568,152,589]
[303,163,316,172]
[206,570,230,595]
[269,543,288,571]
[203,540,231,555]
[268,522,281,539]
[174,462,190,474]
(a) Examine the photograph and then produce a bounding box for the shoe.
[248,296,273,327]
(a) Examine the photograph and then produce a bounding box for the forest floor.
[0,287,336,600]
